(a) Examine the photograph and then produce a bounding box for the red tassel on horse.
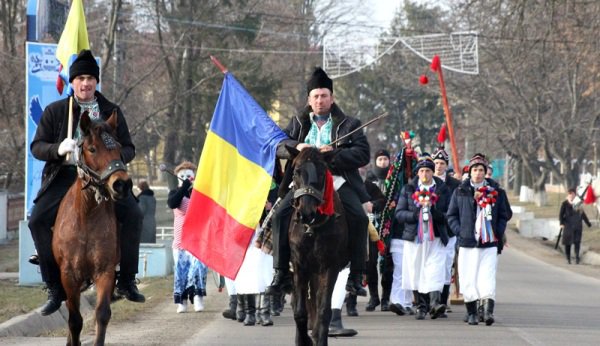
[584,185,596,204]
[317,170,335,216]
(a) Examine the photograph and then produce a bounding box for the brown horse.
[52,110,132,346]
[288,147,349,346]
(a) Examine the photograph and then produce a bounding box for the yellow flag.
[55,0,90,95]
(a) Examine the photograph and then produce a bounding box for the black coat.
[447,178,512,250]
[277,103,371,202]
[395,176,450,246]
[31,92,135,201]
[559,200,591,245]
[365,179,386,214]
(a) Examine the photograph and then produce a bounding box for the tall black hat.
[306,67,333,95]
[69,49,99,83]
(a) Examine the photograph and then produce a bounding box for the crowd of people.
[29,49,514,334]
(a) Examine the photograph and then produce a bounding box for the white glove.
[57,138,77,156]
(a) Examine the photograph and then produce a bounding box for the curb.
[0,290,95,337]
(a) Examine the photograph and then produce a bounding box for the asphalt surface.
[3,229,600,345]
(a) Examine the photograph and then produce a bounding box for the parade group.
[28,49,512,335]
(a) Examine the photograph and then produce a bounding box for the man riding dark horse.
[267,67,371,297]
[28,50,145,316]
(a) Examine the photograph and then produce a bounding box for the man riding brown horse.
[266,67,371,298]
[28,49,145,316]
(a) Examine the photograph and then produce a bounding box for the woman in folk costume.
[559,188,592,264]
[432,147,460,314]
[447,153,512,326]
[395,154,451,320]
[231,180,279,327]
[167,161,208,313]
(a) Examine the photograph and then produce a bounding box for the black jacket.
[395,176,450,246]
[31,91,135,201]
[446,178,512,250]
[277,103,371,202]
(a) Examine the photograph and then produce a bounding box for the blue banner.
[25,42,62,217]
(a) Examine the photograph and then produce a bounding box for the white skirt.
[401,238,446,294]
[234,228,274,294]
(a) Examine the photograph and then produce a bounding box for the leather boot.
[40,281,66,316]
[243,294,256,326]
[389,303,406,316]
[415,293,429,320]
[346,294,359,317]
[222,294,237,320]
[483,299,495,326]
[116,273,145,303]
[258,294,273,326]
[429,291,446,319]
[478,300,485,322]
[269,291,281,316]
[236,294,246,322]
[365,296,380,312]
[265,269,293,295]
[328,308,358,337]
[380,287,391,311]
[465,301,479,325]
[345,272,367,296]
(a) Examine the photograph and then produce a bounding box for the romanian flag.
[181,73,288,279]
[55,0,90,95]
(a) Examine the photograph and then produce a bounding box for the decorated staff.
[377,132,419,316]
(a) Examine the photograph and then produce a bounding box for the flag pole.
[432,56,461,172]
[210,56,228,74]
[66,96,74,161]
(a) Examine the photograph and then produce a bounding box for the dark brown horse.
[52,111,131,346]
[288,147,349,346]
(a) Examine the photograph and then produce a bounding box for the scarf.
[413,181,437,243]
[473,181,498,244]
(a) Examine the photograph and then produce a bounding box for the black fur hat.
[69,49,99,83]
[306,67,333,95]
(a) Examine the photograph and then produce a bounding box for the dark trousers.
[367,242,394,299]
[366,241,379,297]
[272,183,368,273]
[28,166,143,283]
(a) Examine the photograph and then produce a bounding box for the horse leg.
[93,272,115,346]
[308,276,319,344]
[314,269,338,346]
[62,278,83,346]
[292,271,312,346]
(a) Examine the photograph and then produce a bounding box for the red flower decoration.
[475,186,498,208]
[412,186,439,207]
[419,75,429,85]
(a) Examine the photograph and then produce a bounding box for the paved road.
[3,238,600,345]
[180,246,600,346]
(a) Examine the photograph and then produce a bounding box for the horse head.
[77,110,132,201]
[289,146,335,226]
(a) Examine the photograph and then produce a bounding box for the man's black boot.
[466,301,479,325]
[265,268,292,295]
[116,273,146,303]
[345,272,367,297]
[429,291,446,319]
[380,286,391,311]
[269,291,282,316]
[346,294,359,317]
[328,308,357,337]
[222,294,237,320]
[483,299,495,326]
[40,281,66,316]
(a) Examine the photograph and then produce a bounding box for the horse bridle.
[76,136,127,202]
[292,161,330,233]
[292,161,324,203]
